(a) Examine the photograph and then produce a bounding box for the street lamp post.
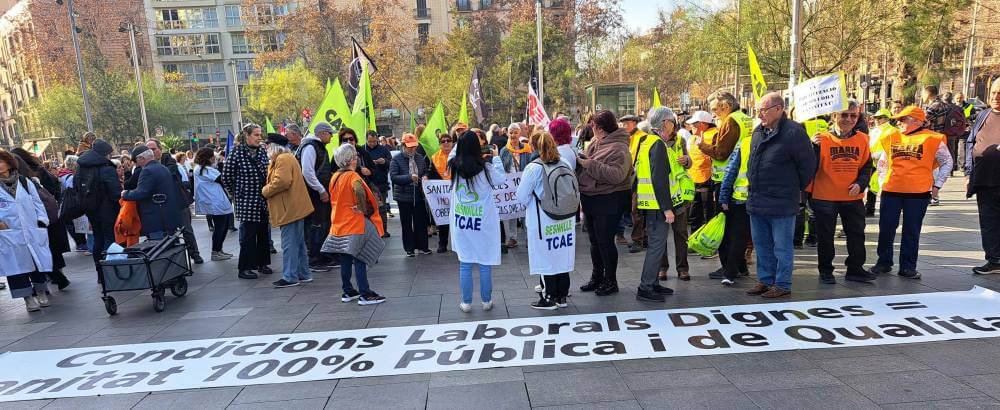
[58,0,93,132]
[120,22,149,141]
[788,0,803,90]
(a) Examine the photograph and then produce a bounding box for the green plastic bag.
[688,213,726,256]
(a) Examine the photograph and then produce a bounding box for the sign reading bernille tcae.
[2,287,1000,402]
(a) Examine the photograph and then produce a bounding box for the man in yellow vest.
[622,114,650,252]
[865,109,894,216]
[870,106,952,279]
[693,92,752,258]
[635,107,694,301]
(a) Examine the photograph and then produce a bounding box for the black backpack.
[59,167,102,220]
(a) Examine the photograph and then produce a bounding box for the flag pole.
[535,0,544,104]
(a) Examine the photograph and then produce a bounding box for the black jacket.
[747,116,817,217]
[77,149,122,225]
[362,144,392,189]
[160,153,193,207]
[389,151,430,204]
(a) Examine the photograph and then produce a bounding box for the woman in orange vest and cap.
[869,106,952,279]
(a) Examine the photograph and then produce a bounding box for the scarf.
[403,149,418,177]
[0,171,19,198]
[432,150,450,180]
[506,139,534,156]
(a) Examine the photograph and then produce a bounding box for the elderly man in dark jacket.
[146,139,202,263]
[745,92,817,298]
[122,146,182,240]
[76,139,122,275]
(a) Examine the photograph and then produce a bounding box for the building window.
[237,85,248,106]
[156,8,218,30]
[193,87,228,110]
[225,5,242,27]
[417,23,429,45]
[479,0,492,8]
[416,0,429,17]
[258,32,285,51]
[155,33,221,56]
[163,62,225,83]
[234,60,258,81]
[456,0,471,11]
[231,33,251,54]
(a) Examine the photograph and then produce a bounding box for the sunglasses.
[342,138,356,143]
[440,139,453,143]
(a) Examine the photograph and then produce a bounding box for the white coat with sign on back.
[0,176,52,277]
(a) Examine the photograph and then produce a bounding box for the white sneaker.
[459,303,472,313]
[24,296,40,312]
[482,301,494,311]
[721,279,735,286]
[35,290,50,307]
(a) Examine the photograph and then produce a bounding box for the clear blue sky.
[620,0,675,34]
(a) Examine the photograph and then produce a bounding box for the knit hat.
[131,145,151,160]
[92,139,113,157]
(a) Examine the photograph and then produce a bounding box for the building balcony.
[415,8,431,19]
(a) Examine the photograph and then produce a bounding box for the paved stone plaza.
[3,179,1000,409]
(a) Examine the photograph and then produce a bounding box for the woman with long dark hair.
[193,147,234,261]
[448,131,505,312]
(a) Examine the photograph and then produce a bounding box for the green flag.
[652,89,662,108]
[265,117,276,134]
[310,78,355,158]
[352,63,376,132]
[325,78,332,94]
[458,92,469,125]
[420,102,447,155]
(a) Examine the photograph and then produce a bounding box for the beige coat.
[262,152,314,227]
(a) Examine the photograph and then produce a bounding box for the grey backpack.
[531,158,579,221]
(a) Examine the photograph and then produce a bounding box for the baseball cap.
[402,133,419,148]
[685,111,714,124]
[873,108,892,119]
[891,106,926,122]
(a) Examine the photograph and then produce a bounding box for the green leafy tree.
[244,60,324,124]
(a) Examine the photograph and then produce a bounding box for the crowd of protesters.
[1,78,998,314]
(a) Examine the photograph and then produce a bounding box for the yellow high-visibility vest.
[711,111,753,182]
[635,137,661,210]
[733,134,752,201]
[665,141,695,204]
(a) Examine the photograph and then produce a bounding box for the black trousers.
[306,201,333,265]
[978,186,1000,264]
[690,182,717,232]
[542,273,571,299]
[66,221,86,247]
[89,216,116,284]
[438,225,450,250]
[812,199,867,276]
[719,203,750,280]
[238,221,271,271]
[865,190,878,215]
[582,191,630,285]
[398,200,429,252]
[208,214,231,252]
[794,199,815,246]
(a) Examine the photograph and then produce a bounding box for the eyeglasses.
[440,139,453,143]
[839,113,861,119]
[758,104,782,114]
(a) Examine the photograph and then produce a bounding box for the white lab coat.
[0,177,52,277]
[515,162,576,276]
[449,156,506,266]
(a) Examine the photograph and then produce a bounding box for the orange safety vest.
[880,128,945,194]
[688,128,717,184]
[811,131,871,201]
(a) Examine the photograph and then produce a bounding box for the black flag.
[348,37,377,103]
[468,67,485,125]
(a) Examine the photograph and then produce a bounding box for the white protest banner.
[792,71,849,122]
[422,172,525,226]
[4,287,1000,402]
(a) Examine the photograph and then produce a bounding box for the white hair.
[334,144,357,169]
[135,149,155,162]
[266,143,290,159]
[508,122,522,132]
[64,155,79,171]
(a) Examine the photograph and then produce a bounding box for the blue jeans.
[459,262,493,304]
[280,220,311,283]
[750,215,796,291]
[339,254,370,295]
[877,194,930,271]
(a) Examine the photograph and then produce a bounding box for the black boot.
[595,281,619,296]
[579,273,603,292]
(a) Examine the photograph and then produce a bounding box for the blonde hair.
[529,131,560,163]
